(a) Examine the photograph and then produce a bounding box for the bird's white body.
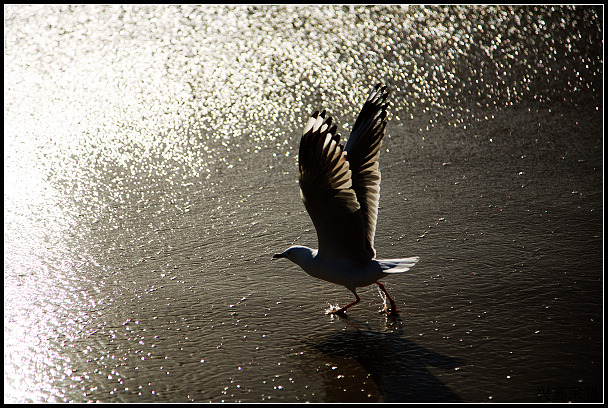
[274,83,419,315]
[278,245,419,295]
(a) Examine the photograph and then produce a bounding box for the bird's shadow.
[305,316,464,402]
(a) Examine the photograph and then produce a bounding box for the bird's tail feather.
[379,257,420,273]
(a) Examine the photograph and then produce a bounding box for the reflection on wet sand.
[308,317,463,402]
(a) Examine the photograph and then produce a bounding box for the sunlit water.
[4,5,602,403]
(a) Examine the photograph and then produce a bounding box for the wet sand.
[4,5,602,402]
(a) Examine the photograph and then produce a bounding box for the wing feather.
[298,84,390,261]
[344,83,390,258]
[298,110,371,261]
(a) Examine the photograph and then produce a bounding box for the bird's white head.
[272,245,317,268]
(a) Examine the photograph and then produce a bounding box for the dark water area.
[4,5,603,402]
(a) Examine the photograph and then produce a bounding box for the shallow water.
[4,5,603,402]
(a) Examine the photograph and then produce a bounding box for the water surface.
[4,5,602,403]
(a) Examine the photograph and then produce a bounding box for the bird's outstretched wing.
[298,110,371,262]
[298,84,389,261]
[344,83,389,258]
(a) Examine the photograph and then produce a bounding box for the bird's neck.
[295,248,317,271]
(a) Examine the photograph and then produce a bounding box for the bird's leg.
[329,292,360,316]
[376,281,398,315]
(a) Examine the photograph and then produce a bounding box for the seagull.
[273,83,419,316]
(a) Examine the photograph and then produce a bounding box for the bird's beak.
[272,253,286,260]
